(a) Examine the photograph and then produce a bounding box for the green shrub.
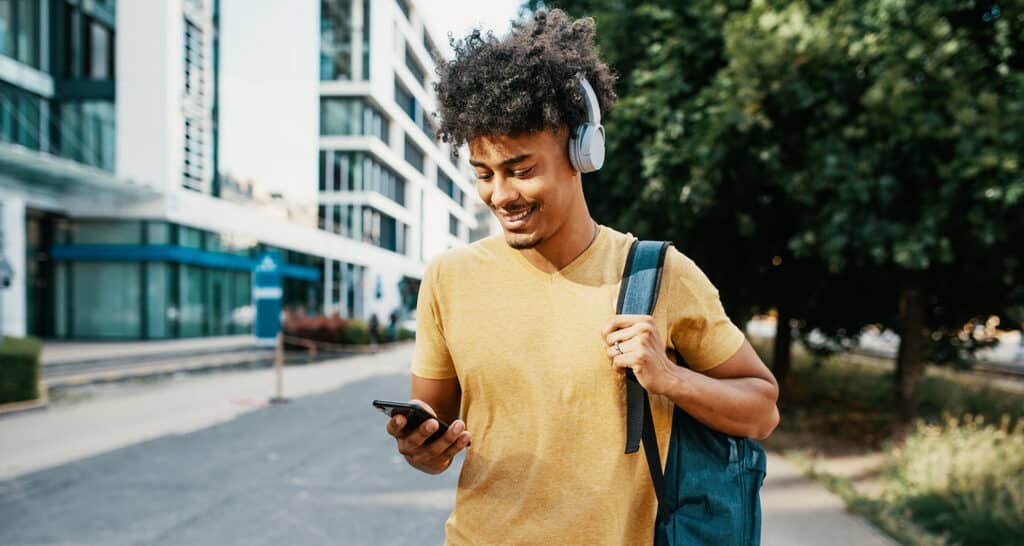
[341,320,371,345]
[398,328,415,341]
[0,336,42,404]
[881,415,1024,545]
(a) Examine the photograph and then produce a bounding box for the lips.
[499,205,538,231]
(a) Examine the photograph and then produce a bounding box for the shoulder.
[662,245,720,299]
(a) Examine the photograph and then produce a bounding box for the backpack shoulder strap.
[617,239,672,454]
[617,240,672,520]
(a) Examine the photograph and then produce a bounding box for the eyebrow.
[469,154,532,168]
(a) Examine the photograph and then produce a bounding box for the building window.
[394,82,415,121]
[86,19,113,79]
[449,213,459,238]
[404,135,424,173]
[404,44,425,86]
[0,0,42,68]
[323,150,406,206]
[319,97,388,141]
[0,80,44,151]
[360,206,406,254]
[394,81,433,140]
[319,150,328,191]
[437,167,465,206]
[184,17,205,102]
[183,118,206,191]
[424,33,442,64]
[0,0,12,58]
[361,0,370,80]
[320,0,352,81]
[55,100,116,171]
[394,0,410,19]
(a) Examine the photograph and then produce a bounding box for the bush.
[0,336,42,404]
[341,320,371,345]
[281,313,348,347]
[881,415,1024,545]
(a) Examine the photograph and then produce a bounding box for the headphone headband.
[568,72,606,173]
[576,72,601,126]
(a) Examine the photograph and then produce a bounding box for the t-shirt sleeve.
[666,249,746,372]
[410,258,457,380]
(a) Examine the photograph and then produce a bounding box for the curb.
[0,384,49,418]
[43,340,415,390]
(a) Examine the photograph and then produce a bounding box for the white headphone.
[568,73,606,173]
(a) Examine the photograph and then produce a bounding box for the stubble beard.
[505,231,543,250]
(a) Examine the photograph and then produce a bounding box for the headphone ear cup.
[572,124,605,173]
[569,124,587,172]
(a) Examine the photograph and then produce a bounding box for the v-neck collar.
[504,224,608,282]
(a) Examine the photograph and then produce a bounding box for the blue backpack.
[618,241,767,546]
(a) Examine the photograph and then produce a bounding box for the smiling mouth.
[498,205,538,228]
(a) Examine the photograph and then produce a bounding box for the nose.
[490,174,521,210]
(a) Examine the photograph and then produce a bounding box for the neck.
[519,209,598,274]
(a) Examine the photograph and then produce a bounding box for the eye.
[475,171,493,181]
[511,167,534,178]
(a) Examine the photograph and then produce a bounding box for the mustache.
[492,202,537,213]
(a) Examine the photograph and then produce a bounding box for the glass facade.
[48,221,324,339]
[319,97,388,141]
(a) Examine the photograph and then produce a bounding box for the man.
[384,9,779,544]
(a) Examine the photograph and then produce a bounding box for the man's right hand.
[385,399,472,475]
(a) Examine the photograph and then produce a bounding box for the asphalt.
[0,344,897,545]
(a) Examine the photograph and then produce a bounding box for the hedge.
[0,336,42,404]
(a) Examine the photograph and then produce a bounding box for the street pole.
[270,332,288,404]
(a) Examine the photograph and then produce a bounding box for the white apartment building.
[0,0,480,340]
[317,0,479,322]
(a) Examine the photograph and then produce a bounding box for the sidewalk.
[1,344,897,545]
[42,335,261,365]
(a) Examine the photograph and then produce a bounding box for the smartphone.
[373,400,450,443]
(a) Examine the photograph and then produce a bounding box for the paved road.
[0,345,895,545]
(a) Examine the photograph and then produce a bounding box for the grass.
[753,338,1024,546]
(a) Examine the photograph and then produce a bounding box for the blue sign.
[253,253,283,345]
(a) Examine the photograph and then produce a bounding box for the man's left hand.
[603,315,677,396]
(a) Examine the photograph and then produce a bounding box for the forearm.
[661,367,779,439]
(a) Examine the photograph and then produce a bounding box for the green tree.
[543,0,1024,419]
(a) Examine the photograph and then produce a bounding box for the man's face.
[469,128,579,250]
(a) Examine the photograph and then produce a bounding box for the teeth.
[506,207,533,221]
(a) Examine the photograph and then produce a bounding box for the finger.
[440,431,472,459]
[606,336,636,358]
[602,314,654,336]
[386,414,408,437]
[605,323,649,346]
[426,419,465,456]
[403,417,441,449]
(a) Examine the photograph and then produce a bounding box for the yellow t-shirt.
[412,225,746,545]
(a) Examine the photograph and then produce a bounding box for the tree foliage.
[539,0,1024,415]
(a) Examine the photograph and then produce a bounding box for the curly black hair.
[434,8,617,149]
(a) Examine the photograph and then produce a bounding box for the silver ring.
[614,341,623,356]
